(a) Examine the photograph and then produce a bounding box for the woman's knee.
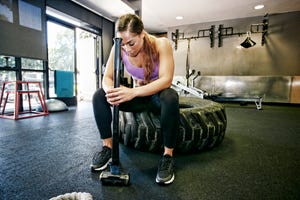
[159,88,179,105]
[92,88,106,105]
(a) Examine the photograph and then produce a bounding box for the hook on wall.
[240,32,256,48]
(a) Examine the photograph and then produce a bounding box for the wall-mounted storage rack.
[172,14,269,49]
[172,25,215,50]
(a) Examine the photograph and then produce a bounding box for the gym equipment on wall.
[250,14,269,46]
[172,25,215,50]
[192,71,201,87]
[172,14,268,48]
[185,39,193,87]
[218,14,268,47]
[240,32,256,48]
[171,35,263,110]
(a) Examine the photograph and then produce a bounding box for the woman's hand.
[105,86,136,106]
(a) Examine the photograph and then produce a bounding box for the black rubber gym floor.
[0,101,299,200]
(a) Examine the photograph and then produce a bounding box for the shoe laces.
[93,147,111,161]
[159,155,173,171]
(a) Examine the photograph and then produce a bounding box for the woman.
[91,13,179,185]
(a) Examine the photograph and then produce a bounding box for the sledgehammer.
[99,38,130,186]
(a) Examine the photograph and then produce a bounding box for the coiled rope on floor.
[49,192,93,200]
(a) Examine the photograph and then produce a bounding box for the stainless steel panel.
[174,75,292,103]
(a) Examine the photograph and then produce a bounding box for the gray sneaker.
[90,146,112,171]
[156,155,175,185]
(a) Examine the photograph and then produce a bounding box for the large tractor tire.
[119,97,227,153]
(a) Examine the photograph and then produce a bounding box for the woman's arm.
[105,37,175,105]
[134,37,175,96]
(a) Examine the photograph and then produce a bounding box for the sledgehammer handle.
[112,38,122,165]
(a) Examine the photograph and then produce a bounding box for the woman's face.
[118,31,144,57]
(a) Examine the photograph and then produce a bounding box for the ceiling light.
[176,16,183,20]
[254,5,264,10]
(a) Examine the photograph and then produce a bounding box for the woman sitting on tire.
[91,13,179,185]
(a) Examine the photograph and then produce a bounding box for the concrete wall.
[168,11,300,103]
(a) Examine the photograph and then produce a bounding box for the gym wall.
[0,0,47,60]
[168,11,300,103]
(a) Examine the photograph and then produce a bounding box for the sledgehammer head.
[100,171,130,186]
[100,164,130,186]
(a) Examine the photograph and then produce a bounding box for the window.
[0,56,15,68]
[22,58,43,70]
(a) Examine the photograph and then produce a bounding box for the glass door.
[76,28,102,101]
[47,20,102,103]
[47,21,75,98]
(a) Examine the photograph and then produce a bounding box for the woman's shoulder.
[151,35,172,51]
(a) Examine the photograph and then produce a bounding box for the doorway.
[76,28,101,101]
[47,20,102,103]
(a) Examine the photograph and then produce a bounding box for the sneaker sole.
[156,173,175,185]
[90,158,112,171]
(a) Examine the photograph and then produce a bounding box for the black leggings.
[92,87,179,148]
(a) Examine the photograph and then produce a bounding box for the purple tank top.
[121,51,159,81]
